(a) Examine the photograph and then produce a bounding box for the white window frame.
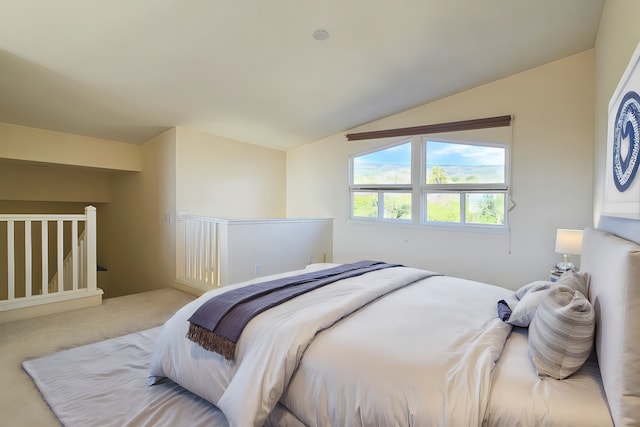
[349,139,413,223]
[349,136,510,232]
[421,137,510,230]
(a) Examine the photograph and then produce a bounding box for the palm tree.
[429,166,449,184]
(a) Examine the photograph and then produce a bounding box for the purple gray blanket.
[187,261,400,360]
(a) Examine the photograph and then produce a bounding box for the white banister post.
[85,206,97,292]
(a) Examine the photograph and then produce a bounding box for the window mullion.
[412,136,422,224]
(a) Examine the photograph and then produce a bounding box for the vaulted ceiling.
[0,0,604,150]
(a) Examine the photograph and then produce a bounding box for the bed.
[148,227,640,426]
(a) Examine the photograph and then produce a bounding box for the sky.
[426,141,505,166]
[357,142,411,165]
[355,140,505,166]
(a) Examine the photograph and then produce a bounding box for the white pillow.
[514,280,552,300]
[508,282,553,327]
[528,285,595,380]
[509,271,589,328]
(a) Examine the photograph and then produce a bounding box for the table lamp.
[555,229,583,271]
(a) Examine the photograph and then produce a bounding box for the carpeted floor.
[0,288,196,427]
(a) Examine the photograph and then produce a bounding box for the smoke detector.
[313,29,329,41]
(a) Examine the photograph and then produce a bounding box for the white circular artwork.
[612,90,640,192]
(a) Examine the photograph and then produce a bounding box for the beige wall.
[287,50,595,290]
[0,122,141,171]
[100,129,176,297]
[593,0,640,242]
[175,127,286,218]
[0,160,112,203]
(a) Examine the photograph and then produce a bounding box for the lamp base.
[555,261,575,271]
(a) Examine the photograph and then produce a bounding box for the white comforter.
[281,275,513,426]
[149,264,513,427]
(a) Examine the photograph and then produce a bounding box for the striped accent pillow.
[528,285,595,379]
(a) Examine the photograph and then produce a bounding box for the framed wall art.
[604,40,640,219]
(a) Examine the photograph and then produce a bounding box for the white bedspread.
[281,275,513,426]
[149,264,436,427]
[485,327,613,427]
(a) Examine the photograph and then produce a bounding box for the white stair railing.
[48,229,88,293]
[176,213,220,291]
[0,206,101,315]
[175,214,333,294]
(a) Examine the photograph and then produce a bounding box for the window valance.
[345,115,513,141]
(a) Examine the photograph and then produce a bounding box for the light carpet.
[23,327,229,427]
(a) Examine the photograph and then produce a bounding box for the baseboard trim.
[0,290,103,323]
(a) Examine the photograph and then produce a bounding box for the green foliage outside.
[353,192,411,220]
[353,159,505,225]
[426,165,503,184]
[353,192,377,218]
[428,166,449,184]
[426,194,460,222]
[384,193,411,220]
[465,194,505,225]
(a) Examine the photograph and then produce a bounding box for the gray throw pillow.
[528,285,595,379]
[556,270,589,297]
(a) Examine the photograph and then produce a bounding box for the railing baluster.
[201,221,207,281]
[71,219,78,291]
[57,220,64,292]
[204,221,209,282]
[210,222,217,285]
[186,219,193,280]
[177,215,221,289]
[79,237,86,289]
[42,220,48,295]
[197,220,204,282]
[25,220,32,297]
[7,220,15,301]
[196,221,203,281]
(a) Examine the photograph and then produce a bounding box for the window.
[423,139,508,227]
[350,142,412,222]
[350,137,510,230]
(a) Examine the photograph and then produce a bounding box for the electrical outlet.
[254,265,261,276]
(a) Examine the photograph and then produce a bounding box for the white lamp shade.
[555,229,583,255]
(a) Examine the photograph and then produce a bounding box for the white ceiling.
[0,0,604,150]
